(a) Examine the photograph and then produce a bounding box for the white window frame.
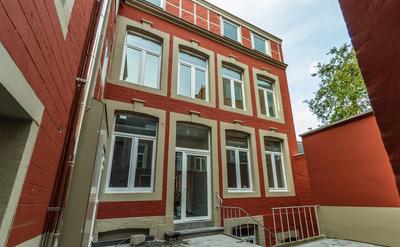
[265,141,287,192]
[257,78,277,118]
[223,67,246,110]
[221,18,242,43]
[226,139,253,192]
[120,32,162,89]
[144,0,165,9]
[251,32,271,56]
[106,118,157,193]
[177,50,209,101]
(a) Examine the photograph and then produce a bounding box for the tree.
[305,43,371,125]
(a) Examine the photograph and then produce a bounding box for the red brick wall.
[97,5,313,222]
[0,0,97,245]
[303,114,400,207]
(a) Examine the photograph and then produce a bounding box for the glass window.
[232,224,257,244]
[252,33,268,54]
[223,19,240,42]
[226,131,252,190]
[178,51,208,101]
[108,113,158,192]
[145,0,163,7]
[223,66,245,110]
[264,138,286,191]
[257,77,277,118]
[122,33,162,89]
[176,123,209,150]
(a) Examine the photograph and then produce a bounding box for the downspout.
[42,0,111,246]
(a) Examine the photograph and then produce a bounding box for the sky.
[207,0,351,139]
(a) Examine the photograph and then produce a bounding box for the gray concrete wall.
[0,116,31,223]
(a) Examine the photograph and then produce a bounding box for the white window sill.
[269,188,288,193]
[105,189,154,194]
[228,189,254,193]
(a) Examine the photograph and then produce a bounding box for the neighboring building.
[301,112,400,246]
[0,0,116,246]
[339,0,400,193]
[92,0,314,245]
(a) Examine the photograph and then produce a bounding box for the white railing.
[216,193,276,247]
[271,205,321,245]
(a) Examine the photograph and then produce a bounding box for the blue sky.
[207,0,351,139]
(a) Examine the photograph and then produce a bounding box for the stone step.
[165,226,224,241]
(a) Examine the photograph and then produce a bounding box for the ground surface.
[296,238,381,247]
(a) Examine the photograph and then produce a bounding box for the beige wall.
[318,206,400,247]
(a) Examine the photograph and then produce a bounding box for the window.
[226,130,252,191]
[232,224,257,244]
[145,0,163,8]
[222,19,241,42]
[264,138,287,191]
[178,51,208,101]
[257,77,277,118]
[223,66,245,110]
[121,32,162,89]
[251,33,271,55]
[108,113,157,192]
[176,123,210,150]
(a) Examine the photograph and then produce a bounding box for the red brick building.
[0,0,315,246]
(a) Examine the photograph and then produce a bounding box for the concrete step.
[165,226,224,241]
[174,220,214,231]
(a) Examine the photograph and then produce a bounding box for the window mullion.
[231,79,236,108]
[264,90,269,117]
[130,137,139,190]
[139,50,146,85]
[191,65,196,98]
[270,153,278,189]
[235,149,241,189]
[241,81,246,110]
[246,150,252,190]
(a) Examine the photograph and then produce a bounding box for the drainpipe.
[42,0,111,246]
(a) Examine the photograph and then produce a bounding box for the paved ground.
[296,238,382,247]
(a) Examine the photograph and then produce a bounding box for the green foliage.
[305,43,371,125]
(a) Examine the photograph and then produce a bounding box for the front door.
[174,149,211,222]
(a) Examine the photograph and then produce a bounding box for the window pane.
[223,78,232,107]
[179,51,207,68]
[239,151,250,188]
[234,81,244,109]
[223,20,239,41]
[264,138,282,152]
[109,137,132,188]
[267,92,276,117]
[126,33,162,54]
[222,67,242,81]
[195,69,206,100]
[274,154,285,188]
[123,47,140,83]
[176,123,209,150]
[174,152,183,220]
[134,139,154,188]
[143,53,160,89]
[145,0,162,7]
[186,155,208,217]
[226,130,248,148]
[115,113,157,136]
[226,150,237,188]
[257,78,273,90]
[266,154,274,188]
[178,63,191,97]
[259,89,267,115]
[253,34,266,53]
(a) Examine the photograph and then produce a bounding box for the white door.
[174,149,211,222]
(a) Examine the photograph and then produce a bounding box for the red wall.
[0,0,96,245]
[97,4,314,222]
[302,113,400,207]
[339,0,400,193]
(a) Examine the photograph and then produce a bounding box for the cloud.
[308,61,319,76]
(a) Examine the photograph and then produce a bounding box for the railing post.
[292,208,297,240]
[314,206,321,236]
[303,207,310,238]
[308,206,315,237]
[279,209,284,243]
[272,209,278,245]
[285,208,291,242]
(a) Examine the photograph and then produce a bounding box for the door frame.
[174,147,212,223]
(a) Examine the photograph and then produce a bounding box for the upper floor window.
[178,51,208,101]
[264,138,287,191]
[222,19,241,42]
[226,130,252,191]
[121,32,162,89]
[223,66,245,110]
[251,33,271,55]
[108,113,158,192]
[145,0,164,7]
[257,77,277,118]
